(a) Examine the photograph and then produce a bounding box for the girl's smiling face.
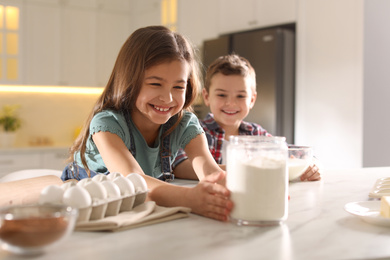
[203,73,256,130]
[133,60,190,129]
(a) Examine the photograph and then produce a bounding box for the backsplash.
[0,91,100,148]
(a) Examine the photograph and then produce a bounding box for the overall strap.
[160,116,176,181]
[123,110,136,158]
[123,110,175,182]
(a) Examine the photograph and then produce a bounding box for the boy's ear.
[202,88,210,107]
[249,91,257,109]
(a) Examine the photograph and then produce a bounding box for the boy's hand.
[300,164,321,181]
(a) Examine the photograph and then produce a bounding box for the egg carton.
[39,173,149,223]
[76,191,148,223]
[369,177,390,199]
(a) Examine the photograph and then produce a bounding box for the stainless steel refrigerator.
[198,26,295,144]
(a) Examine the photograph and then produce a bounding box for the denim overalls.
[61,110,176,182]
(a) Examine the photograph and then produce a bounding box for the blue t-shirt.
[74,110,203,178]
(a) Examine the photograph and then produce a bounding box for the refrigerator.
[199,26,295,144]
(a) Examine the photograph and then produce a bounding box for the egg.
[92,174,108,182]
[77,178,92,187]
[113,176,135,196]
[126,173,147,193]
[63,186,92,208]
[101,181,121,198]
[107,172,123,181]
[61,181,77,191]
[83,180,108,200]
[39,185,64,204]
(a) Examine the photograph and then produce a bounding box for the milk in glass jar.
[226,136,288,226]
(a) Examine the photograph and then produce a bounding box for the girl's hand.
[300,164,321,181]
[187,171,233,221]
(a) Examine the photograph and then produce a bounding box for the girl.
[61,26,233,221]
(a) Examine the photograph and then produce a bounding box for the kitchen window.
[0,4,20,83]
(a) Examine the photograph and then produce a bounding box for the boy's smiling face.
[203,73,257,130]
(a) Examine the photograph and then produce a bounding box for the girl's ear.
[202,88,210,107]
[249,91,257,109]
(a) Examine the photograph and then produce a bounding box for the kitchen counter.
[1,167,390,260]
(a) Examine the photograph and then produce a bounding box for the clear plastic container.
[226,136,288,226]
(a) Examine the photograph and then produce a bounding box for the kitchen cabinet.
[94,0,161,86]
[40,149,69,172]
[21,0,132,86]
[127,0,160,33]
[0,0,24,84]
[23,2,61,85]
[16,0,298,86]
[177,0,220,47]
[0,147,69,178]
[95,3,133,86]
[60,3,97,86]
[218,0,296,34]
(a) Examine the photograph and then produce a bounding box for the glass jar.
[226,136,288,226]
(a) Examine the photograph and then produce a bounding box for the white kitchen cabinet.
[60,4,97,86]
[0,0,23,84]
[96,0,131,13]
[218,0,296,34]
[19,0,298,86]
[177,0,220,47]
[0,147,69,178]
[23,2,61,85]
[20,0,133,86]
[41,149,69,171]
[95,11,131,87]
[22,0,98,86]
[128,0,160,33]
[0,152,41,178]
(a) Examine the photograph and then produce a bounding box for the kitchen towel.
[75,201,191,232]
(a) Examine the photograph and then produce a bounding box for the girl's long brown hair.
[68,26,202,175]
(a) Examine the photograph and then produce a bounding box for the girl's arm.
[172,159,199,180]
[92,131,177,191]
[182,133,224,180]
[92,131,232,221]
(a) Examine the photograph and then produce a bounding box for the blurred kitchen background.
[0,0,389,176]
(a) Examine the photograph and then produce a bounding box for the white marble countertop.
[2,167,390,260]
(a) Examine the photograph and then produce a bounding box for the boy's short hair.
[204,54,256,92]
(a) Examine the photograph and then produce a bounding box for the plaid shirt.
[173,113,271,167]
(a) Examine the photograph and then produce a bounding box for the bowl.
[288,145,313,181]
[0,204,78,256]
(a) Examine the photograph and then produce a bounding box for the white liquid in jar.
[288,158,310,181]
[227,158,288,222]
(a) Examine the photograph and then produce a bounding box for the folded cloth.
[75,201,191,232]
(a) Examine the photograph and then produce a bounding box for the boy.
[173,54,320,181]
